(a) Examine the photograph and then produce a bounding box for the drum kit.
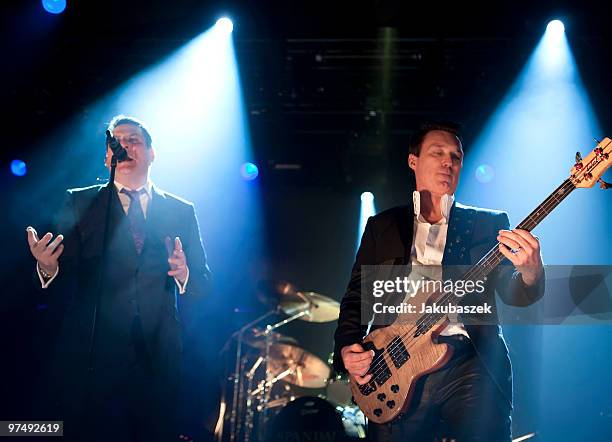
[217,281,365,442]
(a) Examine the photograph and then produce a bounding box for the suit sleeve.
[493,212,545,307]
[182,204,212,298]
[333,217,377,373]
[31,190,81,308]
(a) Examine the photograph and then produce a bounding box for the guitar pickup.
[389,336,410,369]
[414,313,444,337]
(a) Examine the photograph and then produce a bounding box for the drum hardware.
[221,281,342,441]
[250,368,293,397]
[223,308,277,442]
[258,307,317,438]
[243,356,264,442]
[513,432,536,442]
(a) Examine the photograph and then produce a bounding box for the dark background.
[1,1,611,440]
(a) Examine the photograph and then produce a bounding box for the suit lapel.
[388,202,475,266]
[443,203,474,266]
[396,205,414,264]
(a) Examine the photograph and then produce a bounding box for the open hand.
[26,226,64,274]
[165,236,188,284]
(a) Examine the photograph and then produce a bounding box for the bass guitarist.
[333,123,545,441]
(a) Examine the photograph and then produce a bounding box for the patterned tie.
[120,188,147,254]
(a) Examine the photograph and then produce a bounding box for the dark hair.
[408,121,463,156]
[107,115,153,148]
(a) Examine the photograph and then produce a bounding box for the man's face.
[105,123,155,178]
[408,130,463,196]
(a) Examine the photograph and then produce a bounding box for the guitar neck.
[470,178,576,280]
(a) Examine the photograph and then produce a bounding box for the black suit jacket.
[333,202,544,404]
[41,183,212,410]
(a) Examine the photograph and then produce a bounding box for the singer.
[26,115,212,442]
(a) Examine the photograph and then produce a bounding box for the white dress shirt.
[38,181,189,294]
[410,191,468,337]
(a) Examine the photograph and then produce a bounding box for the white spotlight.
[546,20,565,35]
[215,17,234,34]
[361,191,374,203]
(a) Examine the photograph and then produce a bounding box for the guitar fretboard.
[471,178,576,282]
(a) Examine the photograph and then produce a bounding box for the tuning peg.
[574,152,584,170]
[575,152,583,163]
[593,147,609,160]
[598,179,611,190]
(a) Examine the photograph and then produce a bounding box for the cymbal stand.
[260,307,310,439]
[243,356,263,442]
[227,309,277,442]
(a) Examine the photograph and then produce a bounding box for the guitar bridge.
[358,379,377,396]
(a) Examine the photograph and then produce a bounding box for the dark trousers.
[65,366,177,442]
[368,335,512,442]
[47,316,179,442]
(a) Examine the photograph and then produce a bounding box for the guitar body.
[350,296,453,424]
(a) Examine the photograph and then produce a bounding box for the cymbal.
[242,327,298,349]
[257,281,340,323]
[280,291,340,323]
[256,280,299,303]
[268,343,331,388]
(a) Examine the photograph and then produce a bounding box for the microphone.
[105,130,129,163]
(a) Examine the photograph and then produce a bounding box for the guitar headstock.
[570,137,612,188]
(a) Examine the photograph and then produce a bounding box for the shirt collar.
[412,191,454,224]
[114,180,153,199]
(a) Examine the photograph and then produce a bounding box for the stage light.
[240,162,259,181]
[361,191,374,203]
[475,164,495,184]
[357,191,376,252]
[459,19,608,442]
[10,159,27,177]
[41,0,66,14]
[461,17,601,263]
[215,17,234,34]
[546,20,565,35]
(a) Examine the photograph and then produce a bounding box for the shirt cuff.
[37,262,59,289]
[174,266,189,295]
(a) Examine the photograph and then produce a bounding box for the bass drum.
[264,396,347,442]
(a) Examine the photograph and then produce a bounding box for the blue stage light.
[357,192,376,252]
[215,17,234,34]
[475,164,495,183]
[546,20,565,35]
[41,0,66,14]
[11,159,27,177]
[360,191,374,203]
[240,162,259,181]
